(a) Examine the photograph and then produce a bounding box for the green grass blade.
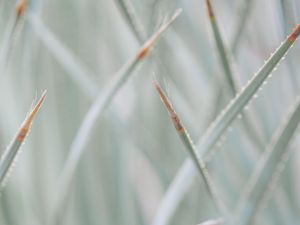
[0,91,46,188]
[205,0,237,95]
[204,0,264,149]
[50,10,182,224]
[154,81,228,216]
[153,24,300,225]
[233,97,300,225]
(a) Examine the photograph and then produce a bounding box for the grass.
[0,0,300,225]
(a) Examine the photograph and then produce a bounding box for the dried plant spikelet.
[16,0,27,17]
[17,90,47,142]
[137,9,182,60]
[153,81,184,133]
[288,24,300,42]
[205,0,215,20]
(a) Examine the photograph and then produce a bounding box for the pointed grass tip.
[153,81,184,133]
[16,0,27,17]
[137,9,182,60]
[205,0,215,20]
[288,24,300,42]
[16,90,47,142]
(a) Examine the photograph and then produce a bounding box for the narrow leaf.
[0,91,46,188]
[154,81,227,216]
[0,0,27,74]
[205,0,237,94]
[233,97,300,225]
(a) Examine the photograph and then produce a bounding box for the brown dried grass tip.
[17,90,47,142]
[288,24,300,42]
[153,81,184,133]
[16,0,27,17]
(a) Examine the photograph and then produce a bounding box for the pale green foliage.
[0,0,300,225]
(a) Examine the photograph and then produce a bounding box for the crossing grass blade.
[204,0,265,150]
[233,97,300,225]
[152,24,300,225]
[0,91,46,189]
[49,9,182,224]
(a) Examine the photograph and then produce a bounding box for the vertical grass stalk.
[154,81,228,216]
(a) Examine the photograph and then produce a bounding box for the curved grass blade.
[154,81,228,216]
[152,24,300,225]
[253,149,293,223]
[233,96,300,225]
[50,10,182,224]
[0,91,46,188]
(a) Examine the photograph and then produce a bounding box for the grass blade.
[0,91,46,188]
[0,0,27,74]
[50,10,182,224]
[154,81,227,216]
[204,0,264,150]
[205,0,237,94]
[233,96,300,225]
[153,24,300,225]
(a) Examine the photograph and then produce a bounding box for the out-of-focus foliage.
[0,0,299,225]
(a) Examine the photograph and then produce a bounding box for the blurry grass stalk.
[0,0,27,74]
[27,12,98,99]
[153,24,300,225]
[0,91,46,189]
[197,218,224,225]
[231,0,255,53]
[114,0,147,42]
[154,81,228,217]
[49,9,182,224]
[233,96,300,225]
